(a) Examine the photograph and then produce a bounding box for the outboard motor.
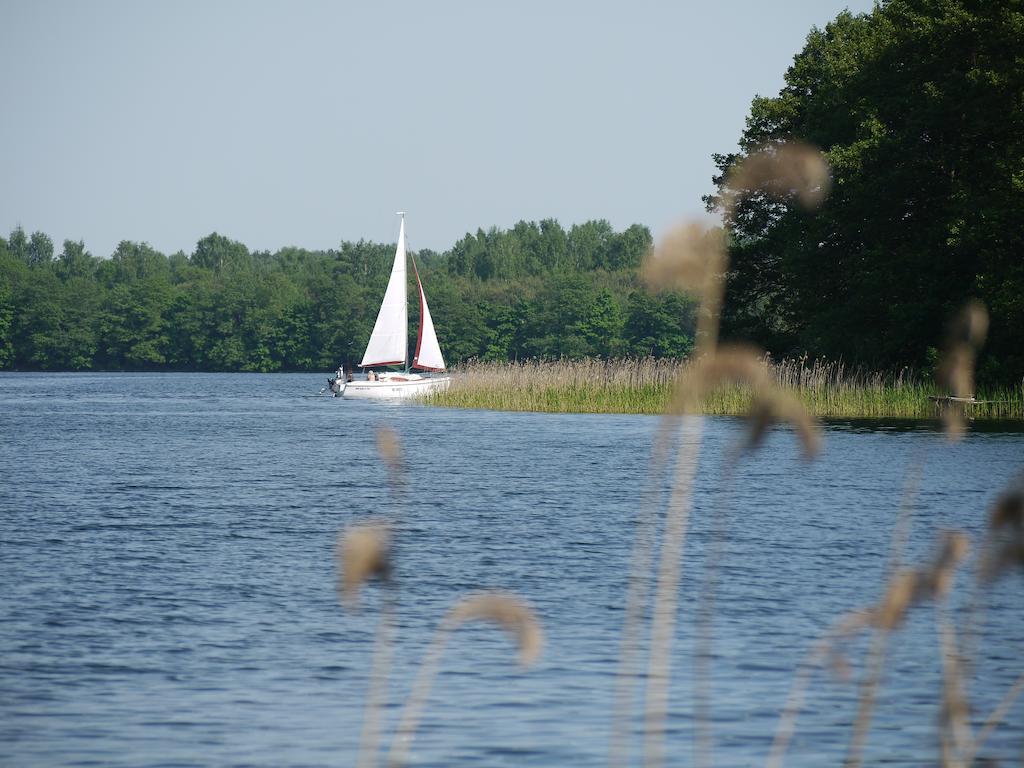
[330,367,346,397]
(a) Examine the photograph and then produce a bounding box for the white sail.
[359,216,408,367]
[412,254,446,371]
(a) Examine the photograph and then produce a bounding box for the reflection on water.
[1,372,1022,767]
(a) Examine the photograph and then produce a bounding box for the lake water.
[1,372,1022,767]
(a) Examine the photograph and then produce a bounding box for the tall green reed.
[425,356,1024,420]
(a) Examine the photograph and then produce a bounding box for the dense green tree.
[624,292,695,358]
[99,278,172,368]
[0,248,21,367]
[520,273,603,358]
[580,289,626,357]
[103,240,170,284]
[568,220,613,270]
[707,0,1024,382]
[28,232,54,267]
[8,227,28,264]
[192,232,250,272]
[423,276,490,361]
[538,219,568,271]
[13,268,66,367]
[481,301,526,361]
[56,240,95,281]
[608,224,653,271]
[11,267,99,369]
[165,274,217,368]
[50,277,100,369]
[0,284,14,367]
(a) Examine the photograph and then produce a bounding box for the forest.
[0,220,695,373]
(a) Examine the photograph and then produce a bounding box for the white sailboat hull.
[342,375,450,400]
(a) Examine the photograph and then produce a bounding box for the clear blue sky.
[1,0,875,257]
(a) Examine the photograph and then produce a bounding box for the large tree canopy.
[707,0,1024,382]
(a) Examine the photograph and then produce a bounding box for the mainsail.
[359,216,409,367]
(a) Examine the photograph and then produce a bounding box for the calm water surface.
[1,372,1022,767]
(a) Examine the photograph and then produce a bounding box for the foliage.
[706,0,1024,384]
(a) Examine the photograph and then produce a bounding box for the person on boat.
[368,370,377,382]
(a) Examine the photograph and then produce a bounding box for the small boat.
[331,213,450,400]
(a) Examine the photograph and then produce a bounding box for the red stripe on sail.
[410,252,426,368]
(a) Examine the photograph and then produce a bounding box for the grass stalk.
[843,625,890,768]
[358,595,396,768]
[971,671,1024,760]
[608,429,674,768]
[644,416,703,768]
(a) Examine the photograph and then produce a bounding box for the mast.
[398,211,409,373]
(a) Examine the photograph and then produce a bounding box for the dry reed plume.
[722,140,832,214]
[338,522,392,608]
[666,344,769,414]
[772,299,1023,768]
[667,348,821,768]
[447,593,544,666]
[376,425,405,491]
[842,532,971,768]
[767,532,972,768]
[978,476,1024,583]
[337,430,545,768]
[388,593,543,768]
[642,222,726,298]
[644,221,727,353]
[771,299,1005,768]
[338,430,405,768]
[958,474,1024,766]
[630,142,830,768]
[338,519,396,768]
[636,219,727,768]
[746,387,821,459]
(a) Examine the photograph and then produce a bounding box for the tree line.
[0,220,696,373]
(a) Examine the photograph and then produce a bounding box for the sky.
[1,0,876,258]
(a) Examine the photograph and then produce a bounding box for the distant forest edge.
[0,220,698,373]
[3,0,1022,383]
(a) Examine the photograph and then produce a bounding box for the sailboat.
[332,213,450,399]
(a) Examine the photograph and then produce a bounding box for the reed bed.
[425,357,1024,420]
